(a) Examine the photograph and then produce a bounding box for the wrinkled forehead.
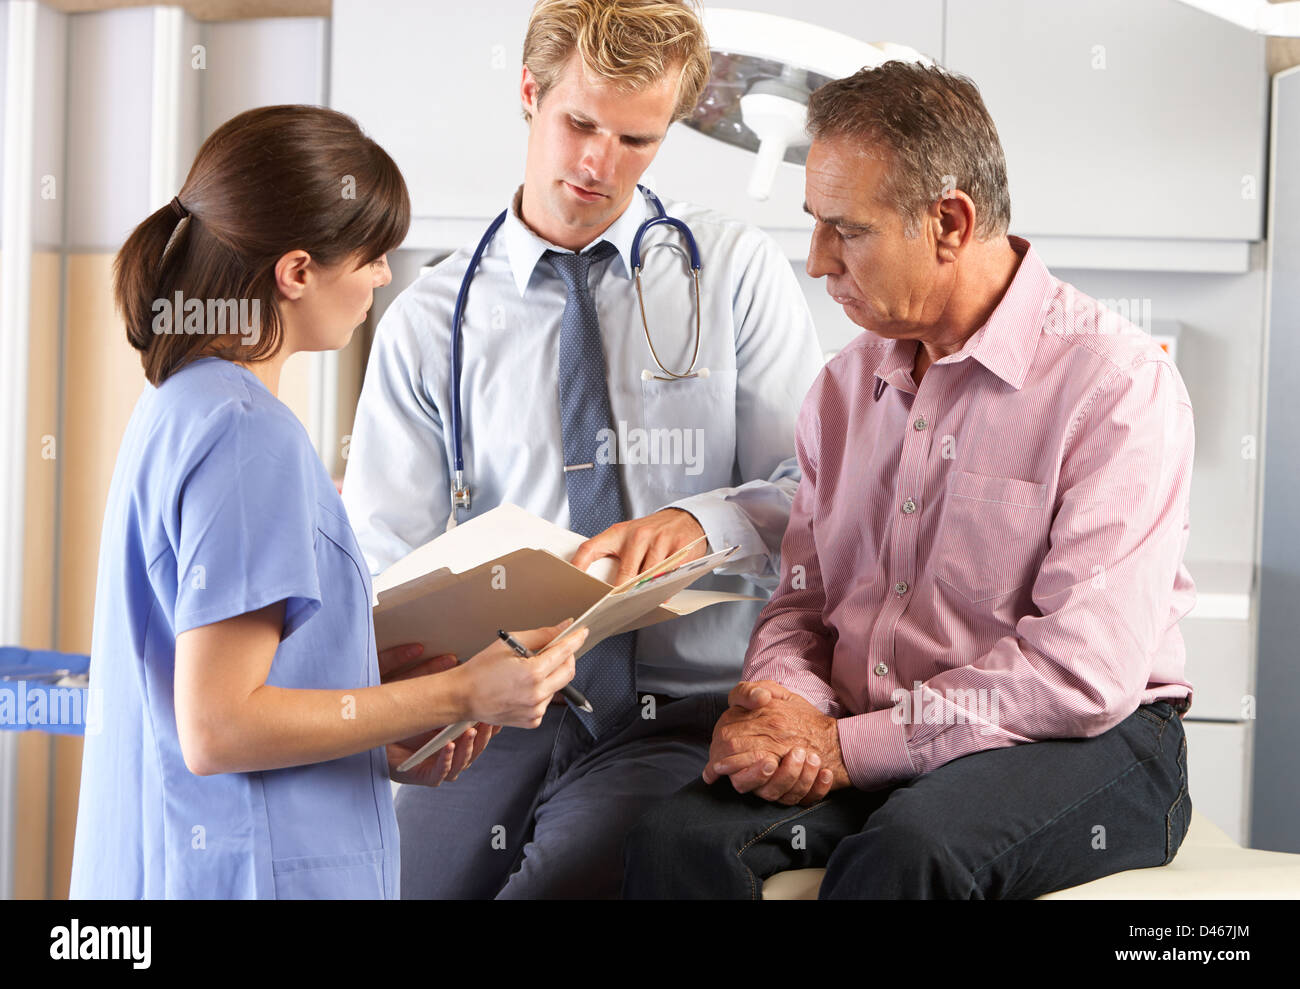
[805,137,893,206]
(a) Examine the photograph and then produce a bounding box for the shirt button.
[902,498,917,515]
[874,662,889,677]
[894,580,909,595]
[914,416,928,431]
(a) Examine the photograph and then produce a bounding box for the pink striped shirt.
[744,236,1195,791]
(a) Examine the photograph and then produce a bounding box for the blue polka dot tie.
[547,243,637,739]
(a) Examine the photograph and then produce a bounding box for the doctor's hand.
[703,680,850,806]
[570,508,708,586]
[379,643,499,787]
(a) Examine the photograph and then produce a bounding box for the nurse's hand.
[570,508,708,586]
[387,720,500,787]
[379,644,500,786]
[459,621,588,728]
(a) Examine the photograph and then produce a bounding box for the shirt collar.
[501,185,649,297]
[874,236,1052,396]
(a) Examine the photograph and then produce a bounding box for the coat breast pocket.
[934,470,1050,603]
[636,368,737,497]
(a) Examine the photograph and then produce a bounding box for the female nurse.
[68,105,586,899]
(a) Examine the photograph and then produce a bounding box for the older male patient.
[624,62,1196,900]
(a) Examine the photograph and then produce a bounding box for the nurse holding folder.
[68,105,586,900]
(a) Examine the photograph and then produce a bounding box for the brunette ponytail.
[115,202,195,356]
[112,105,411,385]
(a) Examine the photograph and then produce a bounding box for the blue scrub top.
[69,357,399,899]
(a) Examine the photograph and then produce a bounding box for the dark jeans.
[396,692,726,899]
[623,701,1191,899]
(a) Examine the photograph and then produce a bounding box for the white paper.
[373,503,618,596]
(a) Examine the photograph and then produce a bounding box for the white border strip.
[0,0,39,902]
[403,219,1254,274]
[1256,68,1297,573]
[310,18,337,467]
[771,230,1257,272]
[308,350,339,464]
[149,7,184,208]
[1174,0,1300,37]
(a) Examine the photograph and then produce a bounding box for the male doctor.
[342,0,823,899]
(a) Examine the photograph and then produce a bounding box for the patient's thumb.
[735,681,774,708]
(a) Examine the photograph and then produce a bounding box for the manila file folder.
[371,503,756,661]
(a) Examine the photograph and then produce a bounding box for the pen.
[395,626,595,774]
[498,629,593,713]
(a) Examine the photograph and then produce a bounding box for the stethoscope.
[447,185,706,526]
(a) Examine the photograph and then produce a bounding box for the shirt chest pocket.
[934,470,1050,603]
[635,368,737,496]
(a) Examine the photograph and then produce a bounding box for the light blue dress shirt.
[342,188,823,695]
[69,358,399,899]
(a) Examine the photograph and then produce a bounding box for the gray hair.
[806,61,1011,240]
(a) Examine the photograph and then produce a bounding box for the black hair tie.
[170,196,189,220]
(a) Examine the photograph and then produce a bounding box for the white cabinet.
[1184,721,1250,845]
[331,0,532,225]
[1178,560,1256,846]
[943,0,1267,243]
[1181,561,1254,723]
[334,1,1268,269]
